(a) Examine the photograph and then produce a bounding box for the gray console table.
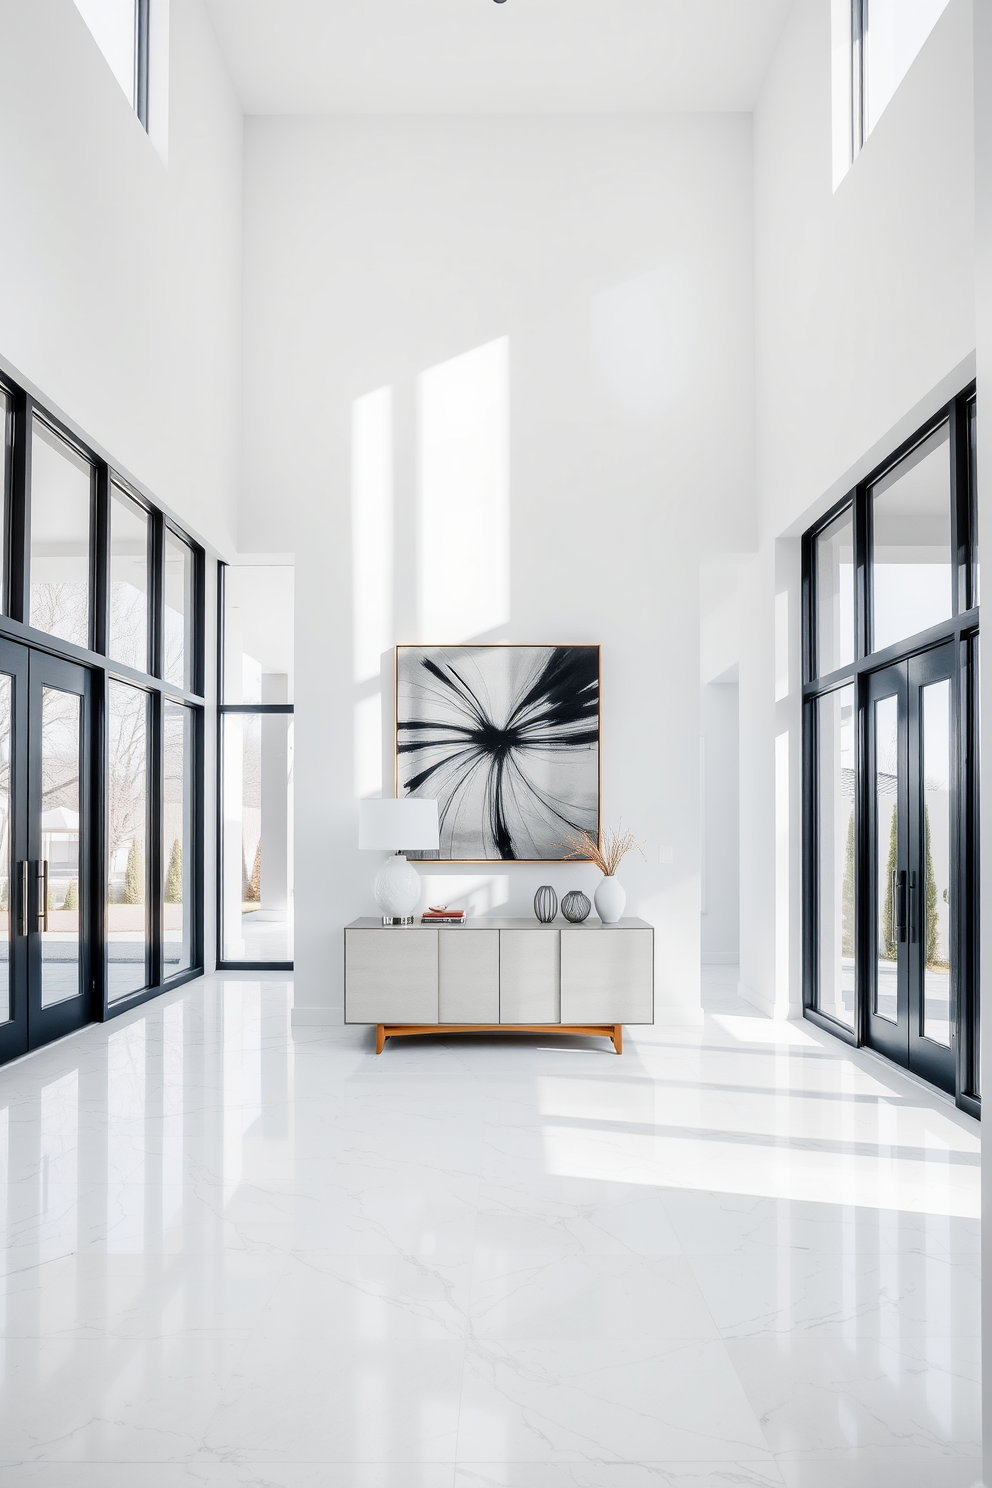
[344,917,654,1054]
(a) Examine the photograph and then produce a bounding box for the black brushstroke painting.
[396,645,600,861]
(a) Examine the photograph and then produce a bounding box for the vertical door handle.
[895,870,908,941]
[909,870,918,943]
[37,861,48,933]
[19,860,27,936]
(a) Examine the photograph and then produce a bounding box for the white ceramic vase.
[373,853,421,923]
[595,875,626,924]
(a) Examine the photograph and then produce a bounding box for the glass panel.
[41,687,82,1008]
[815,506,855,676]
[872,424,952,654]
[817,686,856,1028]
[163,701,192,975]
[0,676,11,1023]
[73,0,137,107]
[107,682,148,1002]
[922,679,952,1046]
[222,714,294,962]
[30,420,91,650]
[874,693,899,1023]
[969,398,979,607]
[109,488,149,671]
[0,388,8,595]
[223,567,294,704]
[164,533,192,690]
[865,0,951,136]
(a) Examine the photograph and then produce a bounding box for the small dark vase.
[534,885,558,923]
[561,890,592,924]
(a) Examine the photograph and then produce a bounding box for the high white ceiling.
[203,0,794,115]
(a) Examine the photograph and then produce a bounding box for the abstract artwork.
[396,644,600,861]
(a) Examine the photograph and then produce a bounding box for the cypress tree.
[841,812,855,956]
[123,836,144,905]
[882,801,898,959]
[246,840,261,903]
[63,878,78,911]
[924,804,940,967]
[166,837,183,904]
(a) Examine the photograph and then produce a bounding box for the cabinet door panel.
[438,930,499,1023]
[560,928,654,1023]
[345,929,438,1023]
[499,930,559,1023]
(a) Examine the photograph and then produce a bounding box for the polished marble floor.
[0,966,981,1487]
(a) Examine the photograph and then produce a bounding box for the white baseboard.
[701,952,739,966]
[652,1005,705,1026]
[736,980,777,1018]
[290,1007,343,1027]
[736,981,804,1021]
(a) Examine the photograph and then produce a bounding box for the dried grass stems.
[560,825,644,877]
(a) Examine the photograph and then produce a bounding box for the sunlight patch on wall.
[352,387,393,684]
[354,693,383,800]
[418,337,510,642]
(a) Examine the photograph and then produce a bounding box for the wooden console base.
[375,1022,623,1055]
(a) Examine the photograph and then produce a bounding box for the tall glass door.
[866,644,957,1093]
[0,644,94,1062]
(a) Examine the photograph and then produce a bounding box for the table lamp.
[358,797,440,925]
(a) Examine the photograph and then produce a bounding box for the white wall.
[0,0,243,557]
[700,680,740,962]
[240,116,757,1023]
[741,0,976,1017]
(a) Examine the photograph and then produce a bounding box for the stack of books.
[421,907,466,925]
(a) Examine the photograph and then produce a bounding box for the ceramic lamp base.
[373,853,422,922]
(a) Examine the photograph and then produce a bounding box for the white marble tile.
[472,1197,683,1258]
[687,1248,980,1338]
[455,1340,770,1464]
[199,1338,465,1462]
[773,1446,982,1488]
[0,1460,458,1487]
[0,1251,288,1338]
[724,1334,981,1460]
[253,1251,472,1339]
[0,972,981,1481]
[468,1252,719,1340]
[453,1467,785,1488]
[0,1335,247,1463]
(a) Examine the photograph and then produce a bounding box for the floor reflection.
[0,967,980,1485]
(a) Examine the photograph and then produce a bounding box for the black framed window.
[0,364,205,1066]
[217,564,294,970]
[28,417,93,651]
[163,529,193,691]
[803,386,979,1115]
[107,679,150,1001]
[73,0,149,130]
[109,485,151,672]
[852,0,950,157]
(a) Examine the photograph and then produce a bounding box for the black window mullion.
[192,540,206,699]
[8,391,30,625]
[192,703,204,972]
[801,530,814,685]
[949,396,969,617]
[149,510,164,680]
[92,465,110,656]
[854,482,870,660]
[148,686,163,989]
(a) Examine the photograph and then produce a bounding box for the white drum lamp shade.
[358,797,439,852]
[359,798,439,923]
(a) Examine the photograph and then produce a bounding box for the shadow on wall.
[351,336,511,804]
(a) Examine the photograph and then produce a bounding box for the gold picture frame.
[393,643,602,864]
